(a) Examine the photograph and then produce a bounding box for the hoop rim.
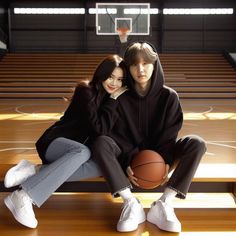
[116,27,130,35]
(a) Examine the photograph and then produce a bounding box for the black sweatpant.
[92,135,206,198]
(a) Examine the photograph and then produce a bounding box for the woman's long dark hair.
[90,54,126,90]
[71,54,126,105]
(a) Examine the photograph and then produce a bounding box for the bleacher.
[0,53,236,99]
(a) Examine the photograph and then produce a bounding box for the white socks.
[119,187,177,204]
[159,187,177,204]
[119,188,135,202]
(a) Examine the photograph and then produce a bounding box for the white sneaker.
[147,200,181,232]
[117,198,146,232]
[4,189,38,228]
[4,160,36,188]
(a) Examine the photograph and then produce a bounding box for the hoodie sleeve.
[153,90,183,165]
[78,86,119,135]
[86,96,119,135]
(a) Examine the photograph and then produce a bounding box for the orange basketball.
[130,150,166,189]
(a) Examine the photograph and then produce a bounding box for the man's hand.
[110,86,128,100]
[160,164,170,186]
[126,166,139,186]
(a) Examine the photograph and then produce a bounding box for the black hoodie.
[110,42,183,169]
[36,85,119,164]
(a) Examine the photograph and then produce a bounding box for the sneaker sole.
[117,213,146,232]
[4,161,34,188]
[147,212,181,233]
[4,195,37,228]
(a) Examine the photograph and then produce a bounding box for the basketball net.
[117,27,130,43]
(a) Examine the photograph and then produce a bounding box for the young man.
[92,42,206,233]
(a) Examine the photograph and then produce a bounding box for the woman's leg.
[66,159,102,181]
[21,137,90,207]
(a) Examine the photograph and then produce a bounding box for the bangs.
[124,42,158,67]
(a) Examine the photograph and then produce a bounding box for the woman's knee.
[46,137,91,162]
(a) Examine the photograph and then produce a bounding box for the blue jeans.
[21,137,102,207]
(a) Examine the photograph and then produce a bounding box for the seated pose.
[92,42,207,233]
[4,54,127,228]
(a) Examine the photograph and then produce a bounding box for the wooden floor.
[0,98,235,180]
[0,192,236,236]
[0,98,236,234]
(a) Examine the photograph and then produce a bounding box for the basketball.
[130,150,166,189]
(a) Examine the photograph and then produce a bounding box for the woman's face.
[129,57,154,89]
[102,67,124,94]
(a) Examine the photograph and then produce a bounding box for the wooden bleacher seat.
[0,53,236,99]
[1,162,236,195]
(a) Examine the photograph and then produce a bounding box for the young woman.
[4,54,127,229]
[92,42,206,233]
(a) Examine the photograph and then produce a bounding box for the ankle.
[159,187,177,204]
[34,165,41,173]
[119,188,134,202]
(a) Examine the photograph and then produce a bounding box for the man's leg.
[66,159,102,181]
[92,135,146,232]
[167,134,206,198]
[147,135,206,232]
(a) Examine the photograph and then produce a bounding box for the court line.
[15,105,64,120]
[0,141,35,143]
[23,120,56,126]
[15,104,65,114]
[206,141,236,143]
[0,147,35,152]
[206,141,236,149]
[202,106,213,114]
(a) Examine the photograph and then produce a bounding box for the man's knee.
[183,135,207,154]
[92,135,121,156]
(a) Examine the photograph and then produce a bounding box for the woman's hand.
[110,86,128,100]
[160,164,170,186]
[126,166,139,186]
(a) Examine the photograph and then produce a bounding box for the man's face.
[129,58,154,88]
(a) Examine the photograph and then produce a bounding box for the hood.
[124,41,165,98]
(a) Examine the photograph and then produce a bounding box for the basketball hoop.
[117,27,130,43]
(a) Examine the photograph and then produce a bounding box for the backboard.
[96,3,150,35]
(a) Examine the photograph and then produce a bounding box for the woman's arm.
[68,85,121,135]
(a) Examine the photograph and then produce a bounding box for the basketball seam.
[132,161,165,168]
[134,176,162,183]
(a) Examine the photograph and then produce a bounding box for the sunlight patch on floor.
[179,232,236,236]
[0,113,61,120]
[193,164,236,180]
[1,112,236,121]
[112,192,236,208]
[184,112,236,120]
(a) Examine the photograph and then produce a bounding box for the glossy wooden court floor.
[0,98,235,171]
[0,192,236,236]
[0,98,236,235]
